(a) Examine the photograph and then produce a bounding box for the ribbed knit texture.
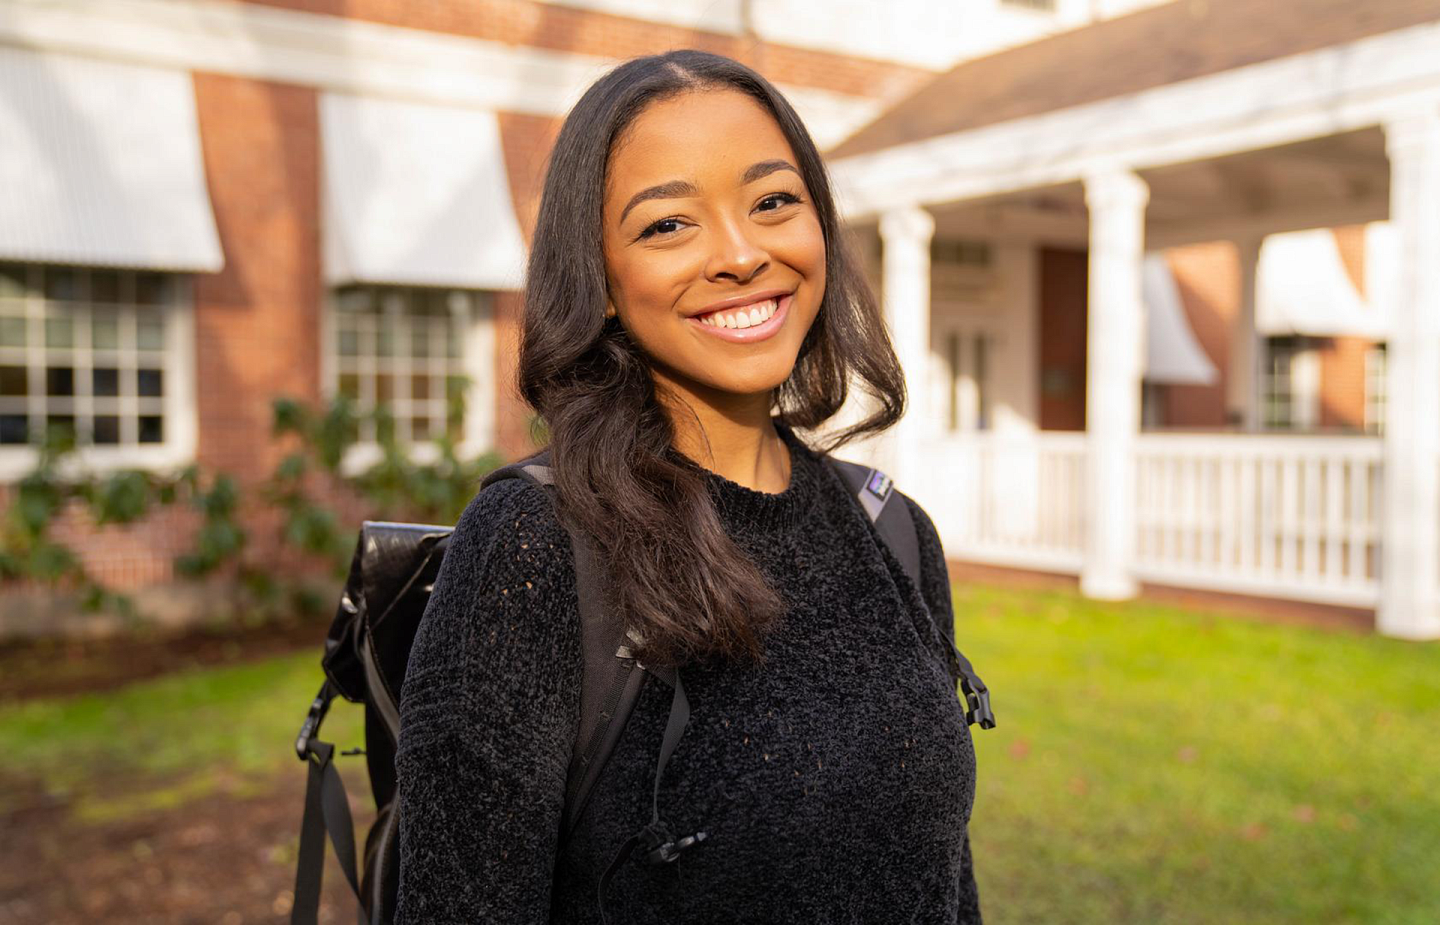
[394,420,983,924]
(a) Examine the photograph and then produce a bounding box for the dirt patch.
[0,768,375,925]
[0,613,333,702]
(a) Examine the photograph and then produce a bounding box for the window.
[944,326,994,432]
[329,285,488,446]
[1262,335,1319,431]
[931,239,992,267]
[0,263,188,457]
[1364,343,1386,436]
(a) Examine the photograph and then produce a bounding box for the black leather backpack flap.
[321,521,452,707]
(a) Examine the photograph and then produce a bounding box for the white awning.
[0,46,222,271]
[1256,227,1390,339]
[1143,253,1219,386]
[320,92,527,290]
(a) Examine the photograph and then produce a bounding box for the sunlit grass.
[0,651,364,821]
[1,582,1437,923]
[952,583,1440,925]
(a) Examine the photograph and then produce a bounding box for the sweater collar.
[674,418,820,534]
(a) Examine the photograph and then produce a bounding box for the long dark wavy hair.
[518,49,906,669]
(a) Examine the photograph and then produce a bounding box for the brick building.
[3,0,1432,637]
[2,0,1174,632]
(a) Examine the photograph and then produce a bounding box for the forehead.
[607,88,797,191]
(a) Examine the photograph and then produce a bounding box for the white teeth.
[699,297,779,330]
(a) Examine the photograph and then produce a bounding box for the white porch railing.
[915,432,1087,574]
[911,431,1386,608]
[1133,434,1383,606]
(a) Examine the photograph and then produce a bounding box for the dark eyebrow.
[619,180,697,226]
[742,159,799,185]
[616,160,801,226]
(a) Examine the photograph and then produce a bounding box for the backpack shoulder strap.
[826,459,921,589]
[826,458,996,730]
[481,453,647,840]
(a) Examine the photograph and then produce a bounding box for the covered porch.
[825,3,1440,638]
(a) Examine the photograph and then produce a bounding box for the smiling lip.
[688,293,791,344]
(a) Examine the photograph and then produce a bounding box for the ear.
[604,300,617,319]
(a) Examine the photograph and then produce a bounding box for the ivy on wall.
[0,383,505,623]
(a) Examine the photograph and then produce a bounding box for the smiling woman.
[393,50,985,925]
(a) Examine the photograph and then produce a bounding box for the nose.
[704,216,769,285]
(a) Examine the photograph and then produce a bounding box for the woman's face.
[601,88,826,414]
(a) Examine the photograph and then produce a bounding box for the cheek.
[609,250,696,313]
[773,215,827,279]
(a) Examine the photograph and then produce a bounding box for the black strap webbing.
[827,459,996,730]
[292,733,368,925]
[596,664,705,924]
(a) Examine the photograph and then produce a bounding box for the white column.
[1082,168,1149,600]
[1228,235,1262,431]
[879,205,935,488]
[1379,111,1440,640]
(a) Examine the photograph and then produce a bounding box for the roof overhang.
[828,18,1440,221]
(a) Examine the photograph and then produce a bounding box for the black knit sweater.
[394,420,982,923]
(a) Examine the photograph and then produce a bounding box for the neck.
[657,382,791,494]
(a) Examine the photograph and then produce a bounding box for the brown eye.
[756,192,801,212]
[638,217,684,240]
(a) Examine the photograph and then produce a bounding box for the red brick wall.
[1161,242,1235,428]
[1319,335,1370,430]
[1159,232,1377,432]
[1038,248,1087,431]
[237,0,932,99]
[192,74,323,480]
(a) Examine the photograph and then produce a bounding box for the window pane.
[0,316,25,346]
[92,315,120,350]
[136,312,164,350]
[93,367,120,397]
[46,415,75,443]
[91,270,121,304]
[46,315,74,348]
[0,265,25,299]
[46,366,73,396]
[44,267,81,302]
[332,285,474,446]
[137,368,163,397]
[0,366,26,396]
[93,415,120,444]
[136,272,170,305]
[0,414,27,444]
[335,288,374,314]
[138,415,163,443]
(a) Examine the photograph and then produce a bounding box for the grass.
[0,650,364,822]
[954,584,1440,925]
[0,583,1436,922]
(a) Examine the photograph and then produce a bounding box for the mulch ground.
[0,768,374,925]
[0,613,334,702]
[0,616,367,925]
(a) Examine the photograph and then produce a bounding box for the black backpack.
[289,449,995,925]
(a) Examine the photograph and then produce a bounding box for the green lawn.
[1,583,1437,923]
[954,584,1440,925]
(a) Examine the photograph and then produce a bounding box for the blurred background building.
[2,0,1438,639]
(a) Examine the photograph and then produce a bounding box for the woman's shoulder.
[446,473,574,578]
[414,474,579,647]
[400,473,581,726]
